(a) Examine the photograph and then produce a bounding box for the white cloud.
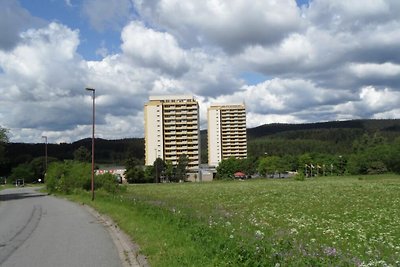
[349,62,400,78]
[246,113,304,128]
[0,0,45,50]
[359,86,400,111]
[121,21,189,76]
[2,0,400,143]
[332,86,400,119]
[133,0,304,53]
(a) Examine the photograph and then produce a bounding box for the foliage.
[0,126,9,165]
[153,158,166,183]
[2,137,144,177]
[164,160,175,182]
[257,155,285,177]
[237,156,258,175]
[3,119,400,178]
[293,172,305,181]
[125,157,142,170]
[124,157,150,183]
[95,173,124,194]
[125,166,149,183]
[73,146,91,162]
[386,137,400,174]
[175,154,189,181]
[216,157,243,179]
[144,165,154,181]
[0,126,8,143]
[45,160,122,194]
[9,163,34,183]
[347,133,392,175]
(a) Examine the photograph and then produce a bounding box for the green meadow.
[71,175,400,266]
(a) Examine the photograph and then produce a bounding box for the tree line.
[216,132,400,179]
[1,119,400,184]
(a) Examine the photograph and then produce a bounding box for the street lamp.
[41,135,47,182]
[154,149,158,183]
[85,87,95,201]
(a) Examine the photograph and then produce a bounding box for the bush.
[46,160,90,194]
[45,162,65,193]
[95,173,121,194]
[293,172,305,181]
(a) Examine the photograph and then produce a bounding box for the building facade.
[207,103,247,167]
[144,95,200,172]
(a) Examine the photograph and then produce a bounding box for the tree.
[165,160,175,182]
[144,165,154,181]
[216,157,240,179]
[154,158,166,183]
[347,133,389,175]
[257,156,285,177]
[10,163,34,183]
[0,127,8,143]
[124,157,147,183]
[386,137,400,174]
[298,153,313,177]
[125,166,146,183]
[175,154,189,182]
[0,126,9,164]
[238,157,257,176]
[73,146,91,162]
[125,157,142,170]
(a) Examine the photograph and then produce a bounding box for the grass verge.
[64,175,400,266]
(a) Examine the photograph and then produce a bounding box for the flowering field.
[118,175,400,266]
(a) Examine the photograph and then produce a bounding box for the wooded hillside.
[247,119,400,158]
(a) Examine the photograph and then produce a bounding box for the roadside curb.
[82,204,150,267]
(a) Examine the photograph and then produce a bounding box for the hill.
[247,119,400,138]
[246,119,400,158]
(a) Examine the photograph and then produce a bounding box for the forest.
[1,119,400,182]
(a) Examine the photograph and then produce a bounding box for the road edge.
[81,204,150,267]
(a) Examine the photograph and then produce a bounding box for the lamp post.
[41,135,47,182]
[154,149,158,183]
[85,88,95,201]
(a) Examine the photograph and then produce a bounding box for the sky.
[1,0,400,144]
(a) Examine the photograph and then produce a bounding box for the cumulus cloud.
[133,0,304,53]
[0,0,45,50]
[121,21,189,76]
[359,86,400,112]
[0,23,86,108]
[1,0,400,143]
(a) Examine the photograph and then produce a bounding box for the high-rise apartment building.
[207,103,247,167]
[144,95,200,171]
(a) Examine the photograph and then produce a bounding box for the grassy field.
[69,175,400,266]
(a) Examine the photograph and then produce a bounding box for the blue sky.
[1,0,400,143]
[19,0,122,60]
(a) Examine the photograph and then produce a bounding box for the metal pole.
[155,149,158,183]
[42,136,48,180]
[86,88,95,201]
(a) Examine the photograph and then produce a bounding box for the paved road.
[0,187,122,267]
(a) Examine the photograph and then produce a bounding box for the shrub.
[293,172,305,181]
[95,173,120,194]
[45,160,90,194]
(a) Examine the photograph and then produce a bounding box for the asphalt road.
[0,187,123,267]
